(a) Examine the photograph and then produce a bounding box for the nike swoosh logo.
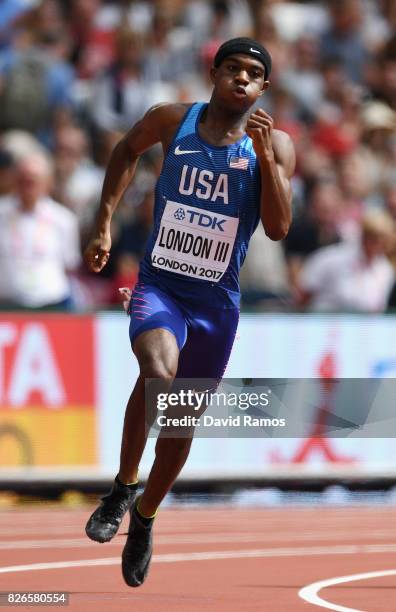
[174,145,201,155]
[250,48,260,54]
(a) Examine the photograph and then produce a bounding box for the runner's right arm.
[84,103,186,273]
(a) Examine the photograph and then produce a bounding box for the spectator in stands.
[90,28,173,132]
[69,0,115,79]
[296,140,336,201]
[0,152,81,309]
[311,61,361,160]
[0,130,49,164]
[240,223,290,307]
[265,86,305,145]
[285,181,344,296]
[384,180,396,220]
[299,210,395,312]
[384,181,396,298]
[0,27,75,140]
[53,124,103,228]
[337,150,373,235]
[28,0,66,42]
[320,58,349,109]
[358,101,396,197]
[178,40,217,102]
[320,0,369,83]
[382,0,396,28]
[93,0,153,35]
[254,6,290,79]
[143,8,195,84]
[183,0,252,45]
[115,188,154,261]
[372,35,396,110]
[0,0,30,51]
[280,34,324,119]
[0,149,15,197]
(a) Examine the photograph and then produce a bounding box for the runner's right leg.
[118,327,180,485]
[121,303,239,586]
[85,282,186,544]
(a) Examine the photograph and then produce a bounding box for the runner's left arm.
[246,109,295,241]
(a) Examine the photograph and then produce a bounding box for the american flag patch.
[229,156,249,170]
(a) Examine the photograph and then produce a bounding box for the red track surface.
[1,506,396,611]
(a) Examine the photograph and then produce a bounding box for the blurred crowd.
[0,0,396,313]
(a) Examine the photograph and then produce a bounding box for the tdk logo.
[174,208,186,221]
[186,209,226,231]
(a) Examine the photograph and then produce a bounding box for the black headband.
[214,37,272,80]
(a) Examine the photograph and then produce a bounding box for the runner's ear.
[210,67,217,84]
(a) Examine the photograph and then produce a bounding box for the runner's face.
[211,54,268,111]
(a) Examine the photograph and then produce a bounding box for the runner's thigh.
[129,282,188,353]
[176,307,239,379]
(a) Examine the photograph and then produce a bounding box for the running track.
[1,506,396,611]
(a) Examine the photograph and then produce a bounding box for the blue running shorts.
[129,281,239,379]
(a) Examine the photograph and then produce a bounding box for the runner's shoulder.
[271,128,293,151]
[143,103,193,132]
[125,103,193,155]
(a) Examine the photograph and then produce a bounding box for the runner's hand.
[246,108,274,159]
[84,233,111,273]
[118,287,132,313]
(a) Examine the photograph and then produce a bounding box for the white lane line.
[2,544,396,575]
[2,520,396,537]
[299,568,396,612]
[0,529,394,550]
[2,530,396,551]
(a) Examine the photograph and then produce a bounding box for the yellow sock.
[117,474,138,486]
[137,497,158,519]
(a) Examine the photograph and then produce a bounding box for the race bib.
[151,201,239,282]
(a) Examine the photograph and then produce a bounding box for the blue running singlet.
[139,102,261,309]
[130,102,262,377]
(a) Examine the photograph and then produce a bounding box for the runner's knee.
[133,328,179,382]
[155,435,192,457]
[139,359,177,382]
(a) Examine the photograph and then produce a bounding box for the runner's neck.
[199,102,248,147]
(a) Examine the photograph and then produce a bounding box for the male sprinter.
[84,37,295,587]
